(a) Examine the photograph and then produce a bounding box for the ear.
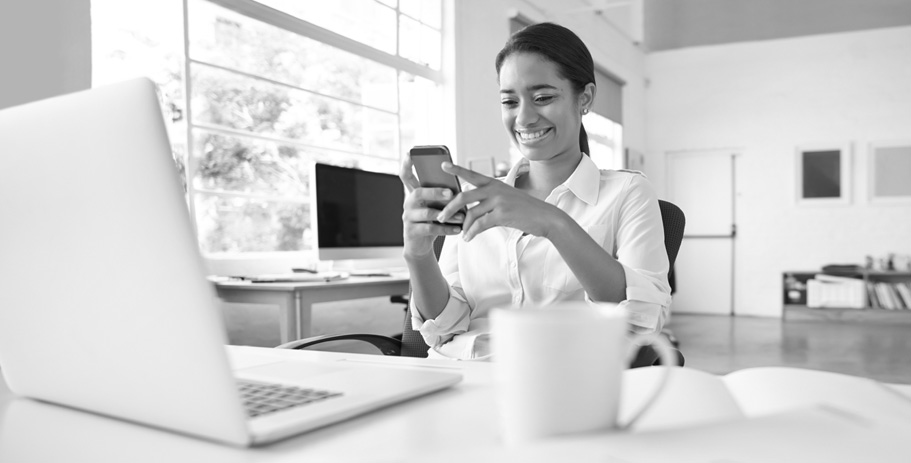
[578,82,596,113]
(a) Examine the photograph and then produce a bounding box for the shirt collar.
[502,155,601,206]
[564,154,601,206]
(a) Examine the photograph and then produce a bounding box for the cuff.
[410,287,472,348]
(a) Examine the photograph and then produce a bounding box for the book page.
[619,367,744,431]
[448,406,911,463]
[722,367,911,424]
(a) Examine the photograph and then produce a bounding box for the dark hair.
[495,22,595,155]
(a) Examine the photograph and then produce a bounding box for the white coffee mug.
[490,301,676,444]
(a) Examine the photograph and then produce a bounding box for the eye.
[500,99,518,108]
[534,95,555,104]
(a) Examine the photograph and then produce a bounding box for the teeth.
[517,129,549,141]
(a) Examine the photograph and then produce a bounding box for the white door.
[666,150,736,315]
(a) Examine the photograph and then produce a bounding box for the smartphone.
[409,145,466,224]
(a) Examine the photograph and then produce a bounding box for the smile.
[516,128,552,142]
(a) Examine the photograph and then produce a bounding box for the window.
[92,0,444,256]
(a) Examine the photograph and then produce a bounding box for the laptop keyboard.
[237,380,343,418]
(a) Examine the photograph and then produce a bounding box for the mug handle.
[617,332,677,430]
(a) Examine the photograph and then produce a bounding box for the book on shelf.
[874,282,910,310]
[867,282,881,309]
[897,282,911,309]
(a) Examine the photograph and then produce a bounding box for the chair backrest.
[658,200,685,269]
[400,201,686,358]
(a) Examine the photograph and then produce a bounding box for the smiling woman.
[399,23,672,360]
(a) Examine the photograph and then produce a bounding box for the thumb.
[399,157,420,192]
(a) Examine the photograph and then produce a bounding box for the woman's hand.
[399,158,464,258]
[436,162,564,242]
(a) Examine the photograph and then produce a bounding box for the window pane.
[192,131,310,196]
[191,65,397,159]
[254,0,396,54]
[189,0,398,112]
[195,194,310,253]
[400,0,441,29]
[91,0,188,187]
[399,72,443,150]
[191,131,399,196]
[399,15,441,70]
[585,112,623,170]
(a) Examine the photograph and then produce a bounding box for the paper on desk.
[421,405,911,463]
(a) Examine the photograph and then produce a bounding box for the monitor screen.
[314,163,405,261]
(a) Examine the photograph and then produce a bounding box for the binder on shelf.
[806,275,865,309]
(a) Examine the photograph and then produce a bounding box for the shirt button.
[512,262,518,269]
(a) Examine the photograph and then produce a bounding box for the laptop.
[0,78,460,447]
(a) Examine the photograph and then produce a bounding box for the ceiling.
[643,0,911,52]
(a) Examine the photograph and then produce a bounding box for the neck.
[522,151,583,196]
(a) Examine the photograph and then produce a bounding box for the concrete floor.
[666,314,911,384]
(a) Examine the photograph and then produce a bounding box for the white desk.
[2,347,911,463]
[0,347,494,463]
[213,276,411,344]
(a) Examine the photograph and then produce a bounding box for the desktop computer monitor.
[313,163,405,262]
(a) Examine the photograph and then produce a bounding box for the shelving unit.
[782,270,911,324]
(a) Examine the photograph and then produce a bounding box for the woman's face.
[498,52,588,163]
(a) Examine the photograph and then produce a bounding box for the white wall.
[0,0,91,110]
[451,0,648,171]
[645,26,911,317]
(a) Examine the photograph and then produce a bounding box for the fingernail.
[451,227,461,234]
[463,233,471,242]
[436,212,446,222]
[441,189,452,198]
[441,161,452,168]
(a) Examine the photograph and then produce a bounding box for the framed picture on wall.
[795,142,851,206]
[868,140,911,203]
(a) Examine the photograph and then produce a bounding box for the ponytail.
[579,122,590,156]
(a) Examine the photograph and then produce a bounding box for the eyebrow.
[500,84,559,94]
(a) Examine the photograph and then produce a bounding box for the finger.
[403,208,463,224]
[459,201,495,238]
[399,157,420,192]
[404,187,453,209]
[441,162,494,187]
[436,188,485,223]
[463,211,496,242]
[410,222,462,237]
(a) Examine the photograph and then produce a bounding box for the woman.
[399,22,670,360]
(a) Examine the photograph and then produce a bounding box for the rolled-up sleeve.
[409,236,473,349]
[611,174,672,334]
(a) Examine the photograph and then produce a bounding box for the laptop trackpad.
[236,361,346,382]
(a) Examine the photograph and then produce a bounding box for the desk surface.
[2,347,910,463]
[213,274,410,291]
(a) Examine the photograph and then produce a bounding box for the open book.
[619,366,911,432]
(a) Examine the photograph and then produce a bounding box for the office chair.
[279,200,685,367]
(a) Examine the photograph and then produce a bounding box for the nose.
[515,100,538,127]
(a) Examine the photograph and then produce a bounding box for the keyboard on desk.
[348,267,409,277]
[237,380,343,418]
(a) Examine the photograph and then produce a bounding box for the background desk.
[213,276,411,344]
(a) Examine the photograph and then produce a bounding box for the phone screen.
[410,145,465,223]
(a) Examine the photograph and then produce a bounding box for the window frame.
[175,0,445,261]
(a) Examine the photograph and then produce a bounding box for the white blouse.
[410,155,671,360]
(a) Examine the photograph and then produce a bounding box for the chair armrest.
[276,334,402,356]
